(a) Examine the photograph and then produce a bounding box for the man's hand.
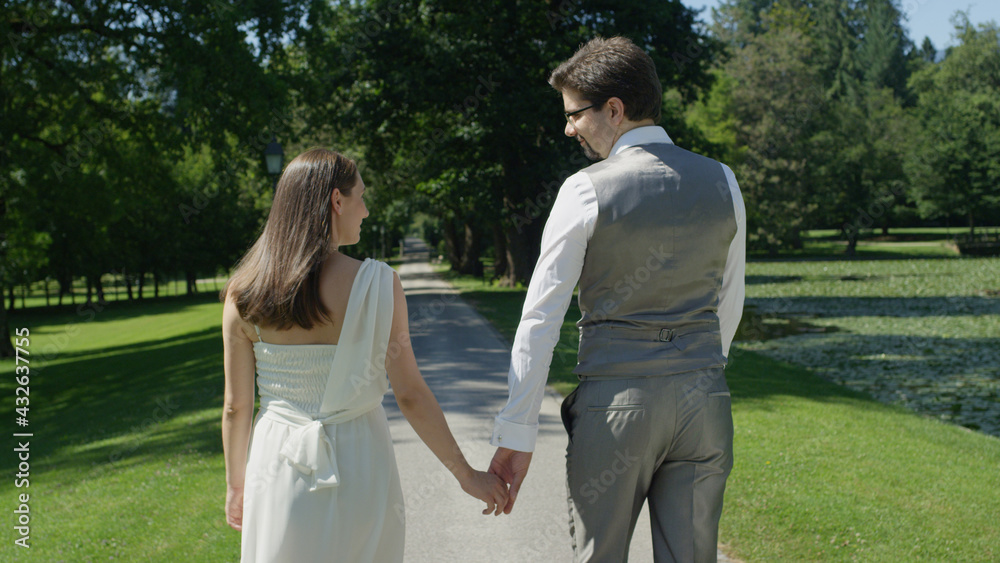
[488,447,533,514]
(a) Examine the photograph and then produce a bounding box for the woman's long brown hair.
[219,148,358,330]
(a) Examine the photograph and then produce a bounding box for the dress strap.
[253,324,263,343]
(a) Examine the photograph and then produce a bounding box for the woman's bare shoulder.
[222,291,257,343]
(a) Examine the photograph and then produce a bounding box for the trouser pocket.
[561,384,582,439]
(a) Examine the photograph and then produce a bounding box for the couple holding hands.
[221,36,745,563]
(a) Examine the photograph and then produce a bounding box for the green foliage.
[707,0,971,253]
[315,0,719,282]
[855,0,912,102]
[1,1,333,333]
[720,4,825,252]
[906,15,1000,234]
[814,88,913,251]
[686,69,741,164]
[5,0,1000,347]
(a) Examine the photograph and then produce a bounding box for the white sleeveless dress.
[240,259,404,562]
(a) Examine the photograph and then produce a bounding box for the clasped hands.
[465,447,533,516]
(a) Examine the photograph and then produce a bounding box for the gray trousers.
[560,368,734,563]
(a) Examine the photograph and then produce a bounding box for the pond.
[736,258,1000,437]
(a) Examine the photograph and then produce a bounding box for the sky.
[679,0,1000,50]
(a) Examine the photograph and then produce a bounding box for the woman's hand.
[458,468,510,516]
[226,485,245,530]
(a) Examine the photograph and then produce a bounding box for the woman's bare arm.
[383,272,508,515]
[221,292,257,530]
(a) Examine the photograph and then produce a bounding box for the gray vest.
[574,143,737,377]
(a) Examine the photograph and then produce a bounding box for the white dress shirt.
[491,126,747,452]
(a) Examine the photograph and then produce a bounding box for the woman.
[220,148,507,562]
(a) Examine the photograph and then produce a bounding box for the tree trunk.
[94,275,106,304]
[0,282,14,358]
[0,197,12,357]
[186,271,198,294]
[138,272,145,301]
[791,230,803,250]
[969,211,976,238]
[498,186,546,287]
[8,286,14,311]
[842,224,858,257]
[501,219,541,287]
[154,274,160,298]
[492,224,508,282]
[845,237,858,256]
[125,271,134,301]
[443,219,463,271]
[456,223,483,276]
[57,272,72,306]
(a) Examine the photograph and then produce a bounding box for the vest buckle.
[658,328,675,342]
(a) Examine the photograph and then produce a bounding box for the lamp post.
[264,137,284,186]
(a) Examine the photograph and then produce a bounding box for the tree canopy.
[3,0,999,355]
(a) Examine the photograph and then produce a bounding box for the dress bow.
[278,419,341,491]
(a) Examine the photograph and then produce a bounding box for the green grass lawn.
[745,226,1000,260]
[804,227,971,239]
[439,258,1000,562]
[0,293,238,562]
[721,349,999,562]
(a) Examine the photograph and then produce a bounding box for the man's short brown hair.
[549,36,662,124]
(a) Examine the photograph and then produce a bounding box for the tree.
[855,0,912,103]
[906,15,1000,235]
[1,1,334,355]
[816,89,912,253]
[818,0,913,251]
[918,37,937,63]
[316,0,719,284]
[710,0,919,250]
[719,4,826,252]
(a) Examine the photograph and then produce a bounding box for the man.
[488,36,746,562]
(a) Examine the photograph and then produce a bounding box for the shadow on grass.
[734,330,1000,436]
[748,250,964,261]
[8,291,223,326]
[22,325,222,364]
[726,347,878,407]
[0,327,225,477]
[745,295,1000,317]
[746,275,804,285]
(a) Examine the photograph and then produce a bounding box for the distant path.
[386,237,735,562]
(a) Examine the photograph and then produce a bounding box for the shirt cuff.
[490,417,538,452]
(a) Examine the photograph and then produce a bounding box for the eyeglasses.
[564,103,598,122]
